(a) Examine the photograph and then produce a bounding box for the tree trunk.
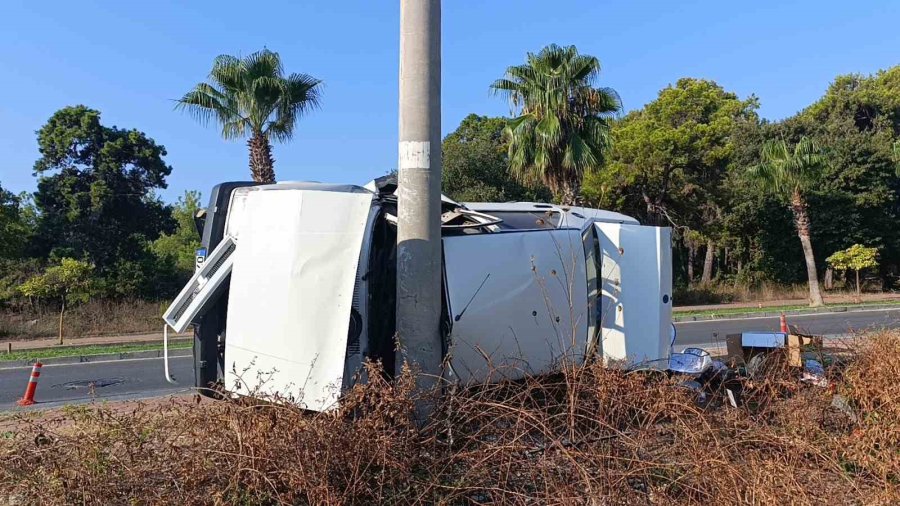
[687,246,696,284]
[824,267,834,290]
[791,191,825,307]
[58,297,65,346]
[701,239,715,285]
[248,132,276,183]
[855,269,861,303]
[558,178,581,207]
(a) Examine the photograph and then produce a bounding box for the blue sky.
[1,0,898,202]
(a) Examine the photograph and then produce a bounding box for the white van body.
[163,180,673,411]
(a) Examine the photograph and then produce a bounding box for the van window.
[488,211,561,230]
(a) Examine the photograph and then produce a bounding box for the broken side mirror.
[194,208,207,238]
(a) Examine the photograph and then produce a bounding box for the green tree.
[442,114,550,202]
[177,49,322,183]
[0,183,33,259]
[19,258,94,345]
[791,67,900,283]
[827,244,879,302]
[747,137,828,306]
[152,191,203,280]
[584,78,758,284]
[490,44,621,205]
[31,106,175,298]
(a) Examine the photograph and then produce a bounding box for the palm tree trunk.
[791,191,825,307]
[701,239,715,285]
[248,132,276,183]
[558,177,581,206]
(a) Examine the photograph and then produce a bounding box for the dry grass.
[0,299,165,341]
[673,282,881,306]
[1,331,898,505]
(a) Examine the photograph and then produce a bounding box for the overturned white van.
[163,177,673,410]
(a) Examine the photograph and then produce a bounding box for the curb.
[673,303,900,322]
[0,347,192,370]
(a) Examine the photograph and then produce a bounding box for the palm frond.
[178,49,323,145]
[209,55,244,92]
[243,49,283,81]
[750,136,825,197]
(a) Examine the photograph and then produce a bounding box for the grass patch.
[0,340,191,362]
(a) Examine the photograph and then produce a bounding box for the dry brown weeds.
[0,299,165,341]
[1,331,898,505]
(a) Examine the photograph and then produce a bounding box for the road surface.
[674,307,900,348]
[2,307,898,410]
[0,355,194,411]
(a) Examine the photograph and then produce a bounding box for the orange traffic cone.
[779,313,789,334]
[17,362,42,406]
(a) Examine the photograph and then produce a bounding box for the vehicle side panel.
[443,229,588,383]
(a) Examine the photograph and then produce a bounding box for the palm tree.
[490,44,621,205]
[748,137,827,307]
[177,49,322,183]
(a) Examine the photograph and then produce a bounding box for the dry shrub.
[674,282,813,305]
[837,331,900,483]
[0,299,165,341]
[672,282,878,306]
[2,334,899,505]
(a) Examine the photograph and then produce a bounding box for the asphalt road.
[673,307,900,348]
[0,355,194,411]
[2,307,899,411]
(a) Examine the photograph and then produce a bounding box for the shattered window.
[488,211,561,230]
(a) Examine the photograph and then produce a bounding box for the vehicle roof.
[247,181,641,226]
[463,202,639,225]
[258,181,374,194]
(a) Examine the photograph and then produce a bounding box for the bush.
[0,258,43,308]
[2,331,898,503]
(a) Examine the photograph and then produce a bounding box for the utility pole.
[397,0,443,415]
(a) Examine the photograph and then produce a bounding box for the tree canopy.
[0,183,32,260]
[584,78,758,228]
[575,67,900,291]
[491,44,620,205]
[442,114,550,203]
[30,105,176,297]
[151,191,203,278]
